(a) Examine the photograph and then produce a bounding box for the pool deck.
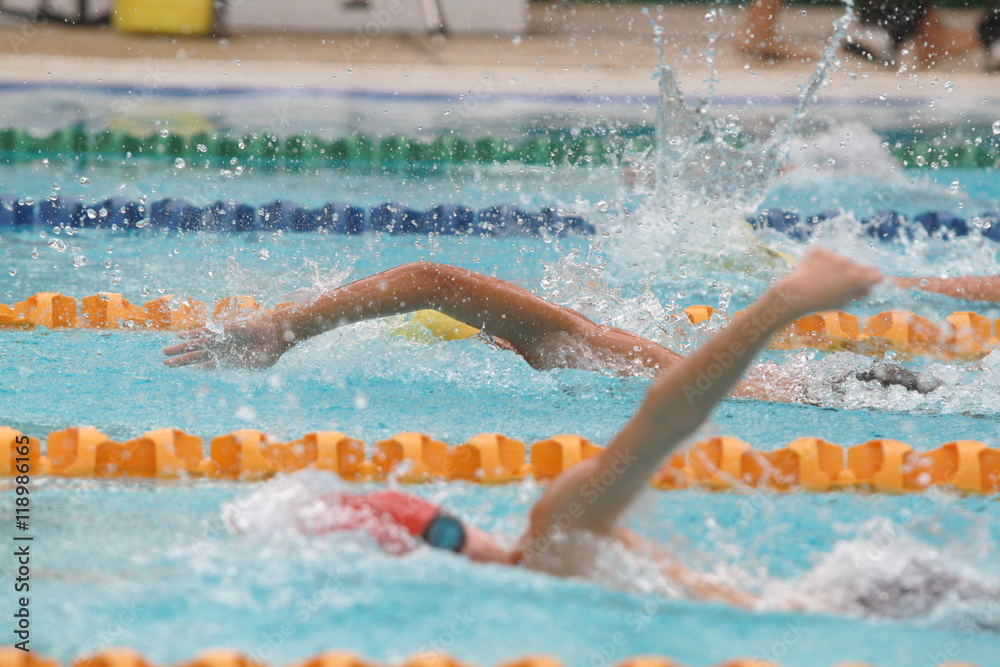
[0,4,996,103]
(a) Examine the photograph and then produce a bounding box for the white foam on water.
[762,517,1000,623]
[600,6,855,273]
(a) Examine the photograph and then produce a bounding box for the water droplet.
[48,239,67,252]
[87,208,97,219]
[104,258,112,268]
[160,129,170,138]
[235,406,257,421]
[135,219,149,228]
[8,268,15,276]
[140,286,151,297]
[915,155,926,167]
[23,197,34,205]
[950,180,960,194]
[993,121,1000,135]
[443,109,452,115]
[30,249,38,259]
[79,176,90,185]
[174,158,186,169]
[258,249,271,260]
[52,183,60,191]
[72,253,87,268]
[196,143,208,153]
[512,35,521,45]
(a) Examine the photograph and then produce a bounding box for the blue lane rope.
[750,208,1000,242]
[0,196,594,236]
[2,195,999,242]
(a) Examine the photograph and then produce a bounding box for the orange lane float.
[446,433,530,483]
[145,295,209,330]
[75,649,157,667]
[1,291,998,360]
[529,434,603,480]
[372,432,450,482]
[2,426,998,493]
[0,649,986,667]
[771,310,862,352]
[11,292,78,328]
[290,653,377,667]
[82,293,147,328]
[0,293,251,330]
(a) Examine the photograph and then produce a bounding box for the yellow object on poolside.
[392,310,481,342]
[113,0,215,35]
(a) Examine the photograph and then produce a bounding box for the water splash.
[277,262,352,304]
[768,517,1000,623]
[612,5,856,268]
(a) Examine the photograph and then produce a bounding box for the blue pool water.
[2,84,1000,667]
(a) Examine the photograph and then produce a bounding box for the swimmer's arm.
[894,275,1000,303]
[165,261,596,369]
[661,561,759,608]
[617,529,759,608]
[527,249,882,537]
[164,261,680,373]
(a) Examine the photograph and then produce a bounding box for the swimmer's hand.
[772,248,883,318]
[163,315,294,369]
[856,362,945,395]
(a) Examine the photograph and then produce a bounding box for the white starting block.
[438,0,528,35]
[225,0,527,35]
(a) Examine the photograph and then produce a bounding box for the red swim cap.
[341,490,440,537]
[307,490,440,554]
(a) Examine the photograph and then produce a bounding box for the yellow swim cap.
[391,310,481,342]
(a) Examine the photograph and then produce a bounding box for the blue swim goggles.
[422,512,466,552]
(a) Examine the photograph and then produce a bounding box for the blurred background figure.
[736,0,817,60]
[844,1,998,71]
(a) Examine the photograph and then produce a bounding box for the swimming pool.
[2,80,1000,667]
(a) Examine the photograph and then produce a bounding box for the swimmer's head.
[341,490,509,564]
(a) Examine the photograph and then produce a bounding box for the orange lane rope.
[1,292,997,361]
[3,427,998,493]
[0,646,986,667]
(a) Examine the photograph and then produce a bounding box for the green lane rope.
[0,127,655,169]
[1,126,997,170]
